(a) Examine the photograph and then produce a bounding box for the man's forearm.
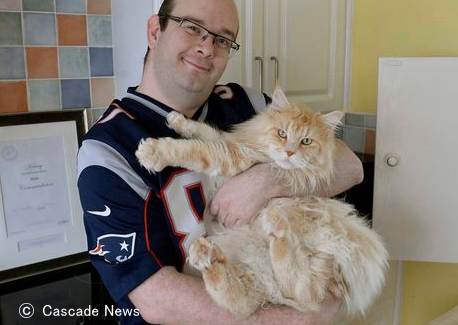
[248,302,339,325]
[129,266,239,325]
[129,266,337,325]
[314,139,364,197]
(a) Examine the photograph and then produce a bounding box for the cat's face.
[260,87,343,171]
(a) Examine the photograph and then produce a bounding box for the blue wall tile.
[343,126,365,153]
[345,113,365,127]
[0,0,21,10]
[23,0,55,12]
[88,16,112,46]
[56,0,85,13]
[89,47,113,77]
[364,114,377,129]
[28,80,61,111]
[24,13,56,45]
[0,12,23,45]
[0,48,25,79]
[61,79,91,108]
[59,47,89,78]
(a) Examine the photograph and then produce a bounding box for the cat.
[135,87,388,318]
[136,88,342,196]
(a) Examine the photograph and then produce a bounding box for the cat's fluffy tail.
[330,200,389,316]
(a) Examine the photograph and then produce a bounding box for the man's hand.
[211,164,278,226]
[211,140,363,226]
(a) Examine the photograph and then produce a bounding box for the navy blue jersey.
[77,84,268,324]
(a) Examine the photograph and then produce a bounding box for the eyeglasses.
[161,15,240,57]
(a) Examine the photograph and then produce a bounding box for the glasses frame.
[160,14,240,57]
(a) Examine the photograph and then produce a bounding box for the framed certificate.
[0,110,90,280]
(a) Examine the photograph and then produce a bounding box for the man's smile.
[182,57,211,72]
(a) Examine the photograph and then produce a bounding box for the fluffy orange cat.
[136,87,388,318]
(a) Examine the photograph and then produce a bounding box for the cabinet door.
[265,0,347,110]
[373,58,458,263]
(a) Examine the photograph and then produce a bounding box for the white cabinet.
[373,57,458,263]
[220,0,350,111]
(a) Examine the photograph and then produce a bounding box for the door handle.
[270,56,279,87]
[255,56,264,91]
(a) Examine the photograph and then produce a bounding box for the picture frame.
[0,109,90,282]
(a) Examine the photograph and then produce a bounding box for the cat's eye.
[277,129,287,139]
[301,137,313,145]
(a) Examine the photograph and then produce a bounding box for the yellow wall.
[402,262,458,325]
[351,1,458,324]
[350,0,458,113]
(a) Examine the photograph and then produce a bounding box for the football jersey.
[77,84,268,324]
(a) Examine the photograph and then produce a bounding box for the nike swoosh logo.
[87,205,111,217]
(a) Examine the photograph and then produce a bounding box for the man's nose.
[196,35,215,57]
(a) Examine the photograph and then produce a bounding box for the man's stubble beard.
[155,55,212,97]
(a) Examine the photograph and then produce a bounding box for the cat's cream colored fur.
[136,87,342,195]
[136,87,388,317]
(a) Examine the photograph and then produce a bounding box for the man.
[77,0,363,323]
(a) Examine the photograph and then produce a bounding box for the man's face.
[152,0,239,96]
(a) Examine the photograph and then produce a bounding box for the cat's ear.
[322,111,344,130]
[270,85,290,110]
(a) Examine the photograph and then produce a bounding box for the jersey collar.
[124,87,208,122]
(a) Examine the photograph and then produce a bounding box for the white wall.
[112,0,154,97]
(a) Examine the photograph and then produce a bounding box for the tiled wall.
[0,0,114,114]
[342,112,377,155]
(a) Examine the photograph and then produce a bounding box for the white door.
[373,57,458,263]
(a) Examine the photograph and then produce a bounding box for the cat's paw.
[166,111,191,136]
[188,237,225,271]
[260,208,289,240]
[135,138,169,172]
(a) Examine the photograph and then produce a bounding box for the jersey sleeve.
[77,139,160,303]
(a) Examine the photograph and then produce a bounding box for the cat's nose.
[286,150,295,157]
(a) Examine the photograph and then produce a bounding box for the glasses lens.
[214,37,231,49]
[180,20,203,37]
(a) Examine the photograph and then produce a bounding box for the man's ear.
[147,15,161,50]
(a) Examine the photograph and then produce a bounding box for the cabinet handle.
[255,56,264,91]
[270,56,279,86]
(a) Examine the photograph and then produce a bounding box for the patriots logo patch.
[89,232,136,264]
